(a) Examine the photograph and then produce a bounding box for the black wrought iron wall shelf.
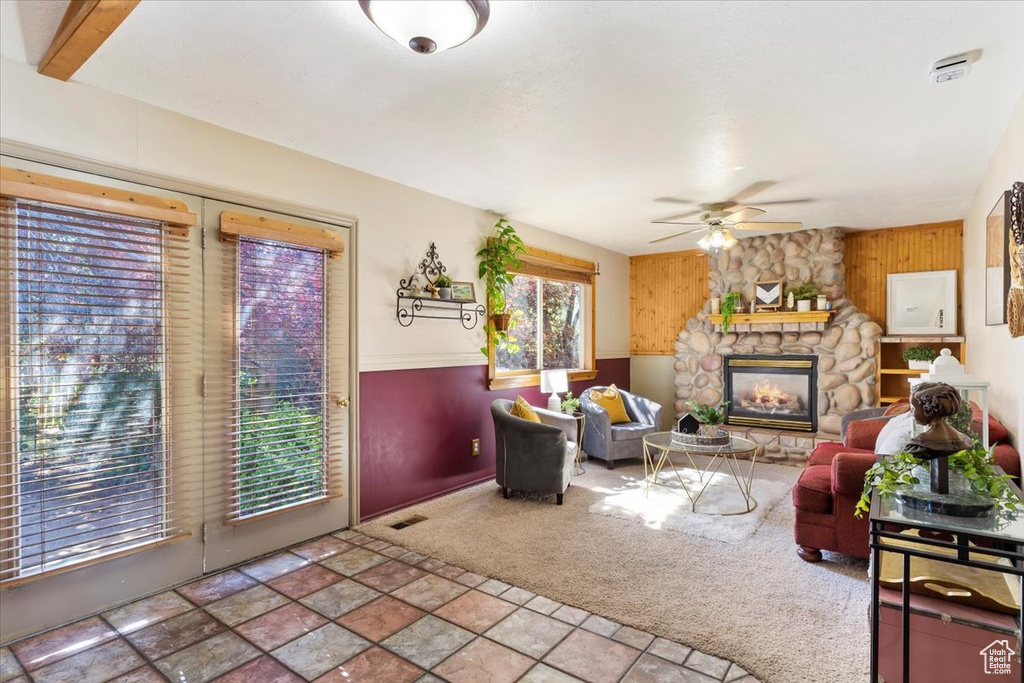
[396,243,485,330]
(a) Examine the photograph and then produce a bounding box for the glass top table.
[641,431,759,515]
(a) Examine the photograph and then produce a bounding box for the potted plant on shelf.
[435,274,453,300]
[786,283,821,312]
[477,218,526,354]
[685,399,731,437]
[720,291,742,334]
[561,391,581,415]
[902,346,938,370]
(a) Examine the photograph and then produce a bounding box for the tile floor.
[0,530,760,683]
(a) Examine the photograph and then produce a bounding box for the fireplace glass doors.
[724,355,817,432]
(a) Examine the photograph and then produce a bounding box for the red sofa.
[792,404,1021,562]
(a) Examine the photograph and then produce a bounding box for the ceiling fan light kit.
[358,0,490,54]
[649,183,810,253]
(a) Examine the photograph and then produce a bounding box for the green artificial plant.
[855,446,1024,518]
[901,347,938,363]
[685,400,731,425]
[720,292,742,334]
[561,391,581,414]
[785,283,822,301]
[477,218,527,356]
[434,274,453,288]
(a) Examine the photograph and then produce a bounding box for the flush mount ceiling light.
[358,0,490,55]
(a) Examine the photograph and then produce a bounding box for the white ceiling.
[2,0,1022,255]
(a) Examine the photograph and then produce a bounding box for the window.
[496,276,583,372]
[488,246,596,390]
[1,168,196,584]
[233,239,326,518]
[220,211,345,523]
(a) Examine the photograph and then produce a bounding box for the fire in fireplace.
[723,355,817,431]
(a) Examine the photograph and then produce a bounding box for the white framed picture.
[886,270,957,335]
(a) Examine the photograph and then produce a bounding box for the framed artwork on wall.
[986,191,1011,326]
[450,281,476,302]
[754,279,784,309]
[886,270,958,335]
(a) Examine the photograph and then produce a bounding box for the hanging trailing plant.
[477,218,526,356]
[720,291,742,333]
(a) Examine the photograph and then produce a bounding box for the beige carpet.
[358,457,870,683]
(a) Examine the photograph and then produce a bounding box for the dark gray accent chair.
[490,399,577,505]
[580,386,662,469]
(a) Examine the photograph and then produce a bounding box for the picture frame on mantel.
[886,270,957,335]
[986,190,1011,326]
[754,279,784,310]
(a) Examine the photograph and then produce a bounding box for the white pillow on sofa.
[875,411,915,455]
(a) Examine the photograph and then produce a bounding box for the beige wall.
[629,355,678,430]
[963,94,1024,448]
[0,57,630,373]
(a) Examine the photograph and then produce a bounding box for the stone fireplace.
[673,227,882,464]
[724,355,817,432]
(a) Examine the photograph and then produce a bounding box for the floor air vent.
[390,514,428,530]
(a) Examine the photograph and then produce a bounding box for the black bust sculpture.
[904,382,974,494]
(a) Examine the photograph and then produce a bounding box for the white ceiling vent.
[929,53,975,83]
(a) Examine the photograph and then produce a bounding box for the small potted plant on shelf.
[785,283,821,312]
[561,391,581,415]
[685,399,731,437]
[720,292,742,334]
[477,218,526,354]
[902,346,937,370]
[435,274,453,300]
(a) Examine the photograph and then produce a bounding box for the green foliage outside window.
[238,402,325,517]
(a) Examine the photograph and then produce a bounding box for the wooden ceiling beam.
[37,0,140,81]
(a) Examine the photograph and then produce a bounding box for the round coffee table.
[642,431,759,515]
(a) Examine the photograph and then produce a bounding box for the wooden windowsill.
[489,369,597,391]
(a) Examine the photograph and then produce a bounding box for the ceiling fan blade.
[753,198,814,206]
[649,227,706,244]
[725,207,766,222]
[654,209,703,222]
[729,181,776,204]
[653,197,697,205]
[651,220,705,226]
[734,221,803,231]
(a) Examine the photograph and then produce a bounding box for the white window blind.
[0,192,197,585]
[221,214,345,523]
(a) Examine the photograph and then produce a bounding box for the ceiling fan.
[650,182,810,252]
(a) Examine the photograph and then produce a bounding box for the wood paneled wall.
[844,220,964,332]
[630,250,708,354]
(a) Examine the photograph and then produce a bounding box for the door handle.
[335,397,351,407]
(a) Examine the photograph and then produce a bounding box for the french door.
[201,200,351,572]
[1,161,353,642]
[0,157,205,640]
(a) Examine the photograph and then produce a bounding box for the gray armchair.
[490,399,577,505]
[581,387,662,469]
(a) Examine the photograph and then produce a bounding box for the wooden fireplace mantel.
[708,310,834,326]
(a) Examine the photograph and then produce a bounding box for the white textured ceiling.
[2,0,1022,255]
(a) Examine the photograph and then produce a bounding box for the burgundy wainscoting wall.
[358,358,629,520]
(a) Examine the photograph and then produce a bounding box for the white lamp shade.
[362,0,484,53]
[540,369,569,394]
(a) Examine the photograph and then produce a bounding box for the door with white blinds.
[202,200,350,572]
[0,159,204,640]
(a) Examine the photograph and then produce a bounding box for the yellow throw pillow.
[588,384,631,424]
[510,396,541,423]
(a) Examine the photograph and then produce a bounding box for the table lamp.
[540,369,569,412]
